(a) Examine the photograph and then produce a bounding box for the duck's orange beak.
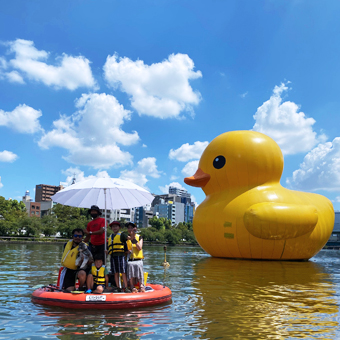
[184,168,210,188]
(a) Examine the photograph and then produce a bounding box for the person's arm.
[136,236,143,251]
[105,274,109,287]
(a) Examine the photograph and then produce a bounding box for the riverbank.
[0,236,198,246]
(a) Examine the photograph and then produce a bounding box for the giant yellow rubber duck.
[184,131,334,260]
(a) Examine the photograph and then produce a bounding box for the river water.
[1,243,340,339]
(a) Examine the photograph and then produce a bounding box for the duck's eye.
[213,155,226,169]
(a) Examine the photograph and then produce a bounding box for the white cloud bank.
[169,141,207,176]
[1,39,96,90]
[0,150,18,162]
[104,53,202,118]
[169,141,208,162]
[39,93,139,169]
[287,137,340,191]
[0,104,42,133]
[181,160,199,177]
[120,157,162,189]
[61,167,110,187]
[253,82,326,155]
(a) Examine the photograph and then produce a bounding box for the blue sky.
[1,0,340,210]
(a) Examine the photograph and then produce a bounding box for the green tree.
[165,229,181,245]
[154,231,165,243]
[52,204,88,223]
[149,216,172,231]
[41,214,59,237]
[0,196,26,222]
[0,220,17,236]
[17,216,42,237]
[57,216,89,238]
[140,228,155,241]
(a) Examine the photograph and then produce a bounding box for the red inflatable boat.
[32,284,172,309]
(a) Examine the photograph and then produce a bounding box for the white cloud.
[104,53,202,118]
[5,71,25,84]
[170,175,178,181]
[159,181,186,194]
[169,141,208,162]
[0,176,3,189]
[1,39,96,90]
[181,160,199,177]
[120,157,162,189]
[0,150,18,162]
[240,91,248,98]
[253,82,327,155]
[38,93,138,169]
[286,137,340,191]
[0,104,42,133]
[61,167,110,187]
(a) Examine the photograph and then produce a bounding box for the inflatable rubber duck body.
[184,131,334,260]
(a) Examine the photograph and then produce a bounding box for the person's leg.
[122,273,128,289]
[86,274,93,290]
[93,284,104,293]
[114,272,120,289]
[77,270,86,288]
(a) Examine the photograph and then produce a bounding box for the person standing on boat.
[84,205,106,259]
[126,222,145,293]
[60,228,88,291]
[107,221,130,292]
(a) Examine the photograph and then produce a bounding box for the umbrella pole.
[104,188,107,266]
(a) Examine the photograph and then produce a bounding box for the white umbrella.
[51,177,155,262]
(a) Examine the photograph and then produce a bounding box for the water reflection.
[192,258,339,339]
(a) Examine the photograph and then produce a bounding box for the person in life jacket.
[85,254,109,294]
[60,228,90,291]
[107,221,130,292]
[126,222,145,293]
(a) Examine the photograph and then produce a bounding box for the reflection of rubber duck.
[184,131,334,260]
[191,257,337,338]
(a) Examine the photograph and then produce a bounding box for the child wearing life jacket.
[85,254,108,294]
[107,221,129,292]
[126,222,145,293]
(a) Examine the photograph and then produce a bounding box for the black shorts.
[89,243,105,259]
[93,283,106,291]
[62,268,90,289]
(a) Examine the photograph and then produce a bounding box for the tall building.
[22,190,41,217]
[134,205,153,228]
[151,187,195,225]
[169,186,191,199]
[35,184,63,202]
[100,208,134,226]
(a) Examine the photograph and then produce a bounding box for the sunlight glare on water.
[0,243,340,339]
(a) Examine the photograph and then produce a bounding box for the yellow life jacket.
[91,264,106,285]
[61,240,79,270]
[127,234,144,260]
[108,233,124,255]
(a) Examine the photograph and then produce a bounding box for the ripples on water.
[0,243,340,339]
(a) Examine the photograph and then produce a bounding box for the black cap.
[88,205,102,215]
[127,222,137,228]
